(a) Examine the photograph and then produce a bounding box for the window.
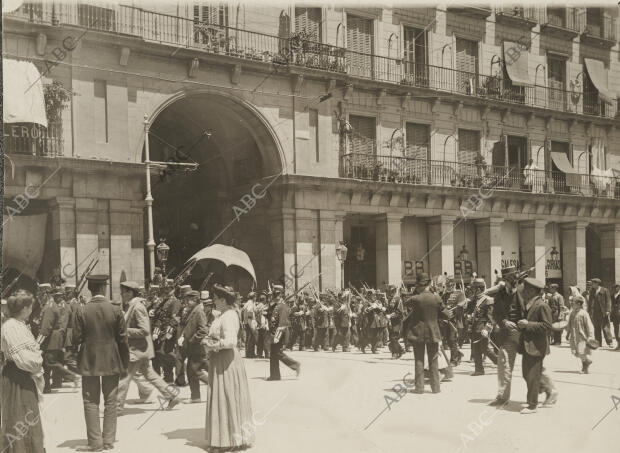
[77,4,115,31]
[455,38,478,94]
[347,15,373,79]
[403,27,428,86]
[309,109,319,162]
[405,123,430,160]
[585,8,603,38]
[193,3,228,45]
[583,70,606,116]
[547,56,566,111]
[94,80,108,143]
[547,7,565,27]
[348,115,376,155]
[295,8,321,42]
[458,129,480,175]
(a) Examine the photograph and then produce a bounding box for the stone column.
[50,197,76,285]
[560,221,588,295]
[318,210,345,290]
[599,223,620,286]
[426,215,456,278]
[375,213,403,287]
[519,219,547,281]
[295,209,319,291]
[475,217,504,286]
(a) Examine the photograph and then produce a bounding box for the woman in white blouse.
[1,291,45,453]
[203,284,253,451]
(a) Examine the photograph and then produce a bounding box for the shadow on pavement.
[163,428,205,449]
[56,439,88,449]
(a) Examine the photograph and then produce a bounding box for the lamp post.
[335,241,348,289]
[156,239,170,276]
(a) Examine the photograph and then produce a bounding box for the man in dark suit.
[612,284,620,350]
[179,290,209,402]
[403,273,448,394]
[588,278,612,347]
[466,278,494,376]
[73,275,129,451]
[267,285,301,380]
[518,277,553,414]
[116,281,181,413]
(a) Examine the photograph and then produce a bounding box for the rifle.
[199,272,215,291]
[2,273,23,297]
[76,258,99,294]
[174,261,197,286]
[283,279,316,302]
[76,257,98,291]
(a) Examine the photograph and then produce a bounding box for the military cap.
[150,284,159,290]
[523,277,545,290]
[1,299,6,306]
[272,284,284,293]
[179,285,192,296]
[472,278,486,287]
[184,290,200,299]
[549,283,559,290]
[86,274,108,283]
[38,283,52,291]
[166,278,174,285]
[591,278,602,284]
[120,281,140,291]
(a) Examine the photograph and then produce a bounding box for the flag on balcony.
[584,58,615,104]
[502,42,529,86]
[3,59,48,127]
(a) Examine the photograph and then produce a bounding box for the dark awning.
[551,152,580,187]
[503,41,529,86]
[584,58,615,104]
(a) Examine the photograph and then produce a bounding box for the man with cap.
[612,283,620,350]
[288,295,308,351]
[466,278,494,376]
[73,275,129,451]
[402,272,449,393]
[267,285,301,380]
[37,287,79,392]
[440,276,465,365]
[587,278,613,348]
[241,292,258,358]
[151,284,182,383]
[178,289,210,402]
[489,266,523,406]
[548,284,565,345]
[517,277,553,414]
[116,281,181,413]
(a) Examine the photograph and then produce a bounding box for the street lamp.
[336,241,348,289]
[156,239,170,275]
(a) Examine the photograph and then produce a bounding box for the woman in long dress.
[203,284,253,452]
[1,291,46,453]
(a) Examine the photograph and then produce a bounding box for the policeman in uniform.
[467,278,494,376]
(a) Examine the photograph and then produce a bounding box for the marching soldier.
[304,296,315,350]
[332,291,352,352]
[441,277,465,365]
[267,285,301,380]
[312,294,329,351]
[178,290,209,402]
[466,278,494,376]
[152,283,182,383]
[386,292,404,358]
[288,296,307,351]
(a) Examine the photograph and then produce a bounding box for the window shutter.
[458,129,480,167]
[295,7,321,41]
[405,123,429,159]
[349,115,376,155]
[347,15,373,79]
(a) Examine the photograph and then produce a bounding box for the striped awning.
[584,58,616,104]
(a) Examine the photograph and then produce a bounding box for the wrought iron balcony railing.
[494,6,538,25]
[580,11,617,42]
[341,153,619,200]
[3,123,64,158]
[9,3,619,120]
[539,7,579,32]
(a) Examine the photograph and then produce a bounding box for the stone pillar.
[426,215,456,278]
[519,219,547,281]
[109,200,144,291]
[318,210,345,290]
[560,221,588,295]
[375,213,403,288]
[50,197,76,285]
[599,223,620,286]
[475,217,504,286]
[295,209,320,291]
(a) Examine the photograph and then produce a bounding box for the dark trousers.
[552,330,562,345]
[288,326,306,351]
[522,353,544,408]
[592,317,612,346]
[152,351,175,383]
[244,325,257,358]
[82,375,119,448]
[388,329,403,356]
[269,339,300,380]
[313,327,327,351]
[362,327,381,353]
[471,332,487,373]
[43,350,78,389]
[413,342,439,392]
[187,355,209,400]
[256,330,266,358]
[332,326,351,351]
[613,317,620,342]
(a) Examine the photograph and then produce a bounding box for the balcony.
[494,6,537,29]
[340,153,619,200]
[447,6,492,19]
[539,7,580,39]
[8,3,619,121]
[580,12,617,48]
[3,123,64,158]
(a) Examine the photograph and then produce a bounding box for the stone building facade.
[3,2,620,297]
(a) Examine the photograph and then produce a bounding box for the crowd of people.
[1,264,619,452]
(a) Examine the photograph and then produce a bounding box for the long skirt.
[0,361,45,453]
[205,348,253,448]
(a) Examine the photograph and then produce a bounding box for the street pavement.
[41,343,620,453]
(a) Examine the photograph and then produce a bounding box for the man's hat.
[523,277,545,290]
[415,272,430,286]
[472,278,486,288]
[501,266,519,278]
[86,274,108,283]
[200,290,210,301]
[120,281,140,291]
[1,299,7,306]
[549,283,559,290]
[184,290,200,299]
[166,278,174,285]
[272,284,284,293]
[591,278,602,284]
[38,283,52,291]
[179,285,192,296]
